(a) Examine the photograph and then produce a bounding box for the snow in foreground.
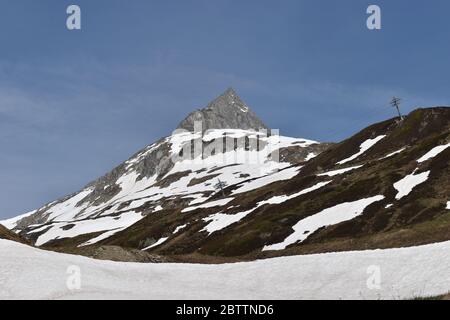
[1,239,449,300]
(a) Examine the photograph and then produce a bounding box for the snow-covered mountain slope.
[1,238,449,300]
[2,90,449,261]
[1,88,328,249]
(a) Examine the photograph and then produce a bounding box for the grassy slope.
[0,224,30,244]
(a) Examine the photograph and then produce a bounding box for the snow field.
[1,239,449,300]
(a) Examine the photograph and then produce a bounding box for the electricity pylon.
[390,97,404,120]
[214,179,227,198]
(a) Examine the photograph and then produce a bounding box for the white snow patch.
[381,148,406,159]
[142,237,169,250]
[81,227,127,247]
[237,104,249,113]
[446,202,450,210]
[188,195,210,206]
[417,143,450,163]
[182,198,234,213]
[202,209,255,235]
[393,171,430,200]
[304,152,317,161]
[318,165,363,177]
[263,195,385,251]
[232,166,300,194]
[337,135,386,165]
[173,224,187,234]
[385,204,393,209]
[257,181,332,207]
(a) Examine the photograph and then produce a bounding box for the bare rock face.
[177,88,269,132]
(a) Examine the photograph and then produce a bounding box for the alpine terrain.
[1,89,449,263]
[1,88,329,254]
[1,88,450,300]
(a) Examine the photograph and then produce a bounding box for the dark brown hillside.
[0,224,30,245]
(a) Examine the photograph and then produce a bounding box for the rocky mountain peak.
[205,87,246,111]
[176,88,269,132]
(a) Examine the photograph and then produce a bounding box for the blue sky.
[1,0,449,218]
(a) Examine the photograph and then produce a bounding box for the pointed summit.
[177,88,269,131]
[205,87,247,112]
